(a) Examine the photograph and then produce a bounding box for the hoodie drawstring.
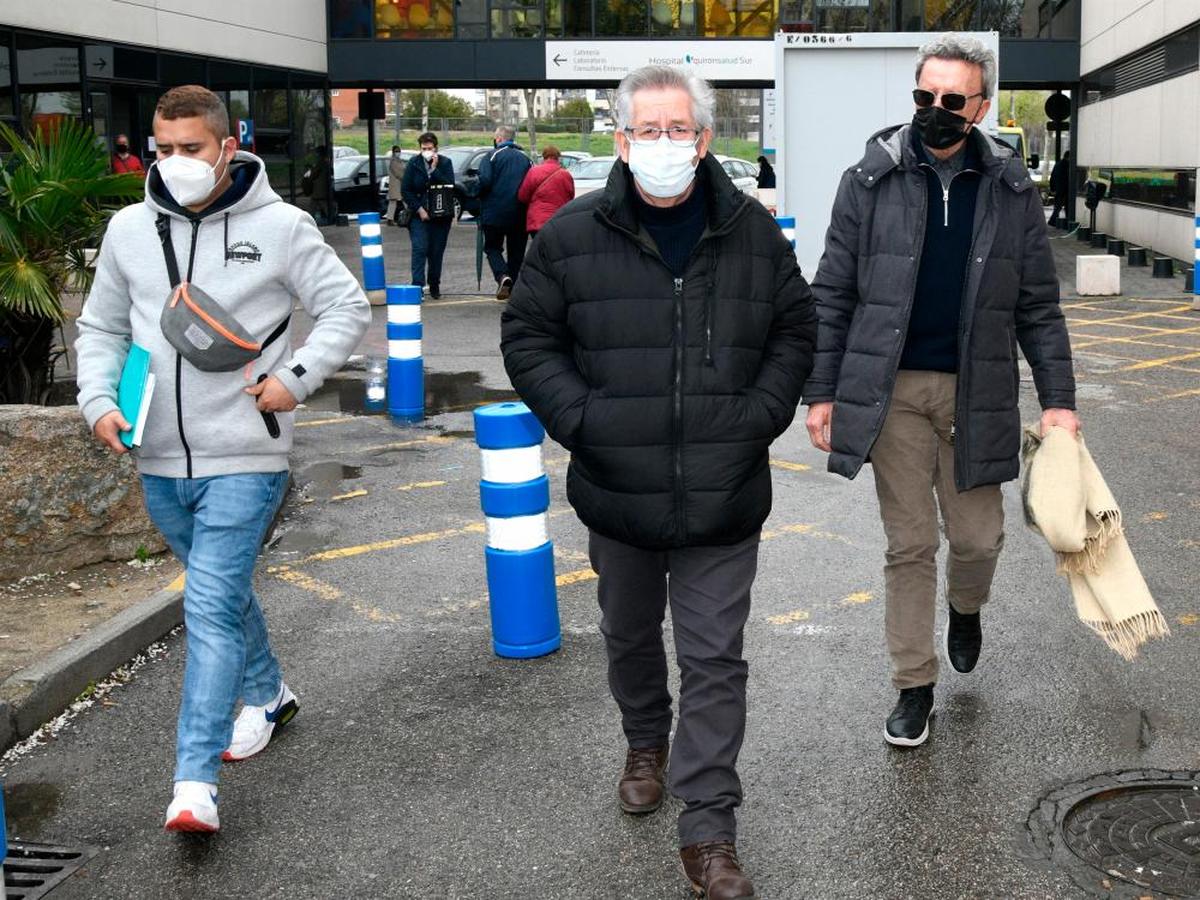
[223,212,230,268]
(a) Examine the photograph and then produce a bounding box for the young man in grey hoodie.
[76,85,370,832]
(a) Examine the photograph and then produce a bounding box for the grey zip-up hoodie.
[76,151,371,478]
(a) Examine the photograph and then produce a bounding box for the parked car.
[714,156,759,195]
[558,150,592,172]
[438,145,494,220]
[570,155,617,197]
[333,154,392,214]
[332,145,360,159]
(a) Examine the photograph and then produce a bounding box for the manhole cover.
[1028,769,1200,898]
[4,841,99,900]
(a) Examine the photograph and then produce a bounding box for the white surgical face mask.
[421,149,435,161]
[156,144,230,206]
[627,135,698,199]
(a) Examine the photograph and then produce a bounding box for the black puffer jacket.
[501,156,816,549]
[803,124,1075,491]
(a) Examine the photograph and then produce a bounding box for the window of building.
[546,0,593,35]
[647,0,700,36]
[1081,24,1200,105]
[332,0,374,37]
[160,52,206,87]
[375,0,455,39]
[1082,168,1198,214]
[0,29,13,121]
[16,34,81,134]
[492,0,545,37]
[596,0,649,35]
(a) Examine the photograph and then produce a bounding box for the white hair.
[614,65,715,133]
[916,34,997,100]
[495,124,516,142]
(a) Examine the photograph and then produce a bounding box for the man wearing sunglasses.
[803,35,1079,748]
[502,64,815,899]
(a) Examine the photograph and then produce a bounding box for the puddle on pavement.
[4,782,62,834]
[312,371,517,418]
[295,462,362,489]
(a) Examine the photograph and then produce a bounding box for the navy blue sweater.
[478,142,532,229]
[900,130,982,373]
[635,175,707,278]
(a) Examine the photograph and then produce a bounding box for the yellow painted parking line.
[767,609,810,625]
[425,297,504,307]
[438,398,521,414]
[396,480,447,492]
[1071,334,1200,352]
[1066,305,1194,327]
[770,458,812,472]
[557,567,598,587]
[1119,350,1200,372]
[270,566,342,601]
[841,591,874,605]
[166,573,186,592]
[301,522,486,564]
[1149,387,1200,403]
[761,523,851,544]
[357,435,456,453]
[295,416,358,429]
[331,489,368,501]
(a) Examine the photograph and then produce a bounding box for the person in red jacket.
[517,145,575,238]
[111,134,145,178]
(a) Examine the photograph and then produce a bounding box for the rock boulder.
[0,406,163,581]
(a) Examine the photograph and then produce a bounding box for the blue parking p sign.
[237,118,254,147]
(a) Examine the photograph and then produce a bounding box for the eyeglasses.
[912,88,984,112]
[622,125,699,147]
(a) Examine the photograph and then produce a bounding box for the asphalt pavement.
[3,221,1200,899]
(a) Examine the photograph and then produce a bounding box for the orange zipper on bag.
[170,283,261,352]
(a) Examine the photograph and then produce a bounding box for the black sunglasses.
[913,88,984,112]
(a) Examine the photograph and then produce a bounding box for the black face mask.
[912,106,971,151]
[115,143,129,154]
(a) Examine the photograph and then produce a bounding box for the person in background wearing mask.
[75,85,370,833]
[755,155,775,190]
[111,133,144,178]
[401,132,455,298]
[516,144,575,239]
[501,65,815,900]
[803,35,1078,748]
[477,124,532,300]
[386,144,406,225]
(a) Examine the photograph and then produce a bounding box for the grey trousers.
[870,370,1006,689]
[589,528,760,847]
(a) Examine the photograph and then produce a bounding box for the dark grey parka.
[501,156,816,549]
[802,124,1076,491]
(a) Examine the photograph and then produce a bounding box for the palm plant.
[0,118,143,404]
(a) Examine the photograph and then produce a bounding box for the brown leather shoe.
[617,744,668,814]
[680,841,755,900]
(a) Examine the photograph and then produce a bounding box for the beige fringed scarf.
[1021,425,1169,661]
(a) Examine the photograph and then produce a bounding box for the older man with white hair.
[501,65,816,898]
[803,35,1079,748]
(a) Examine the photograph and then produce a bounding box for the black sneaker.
[429,283,441,300]
[944,606,982,674]
[496,276,513,301]
[884,685,934,747]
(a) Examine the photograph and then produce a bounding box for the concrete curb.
[0,585,184,753]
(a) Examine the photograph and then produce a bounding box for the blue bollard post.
[474,402,561,659]
[358,211,386,306]
[775,215,796,253]
[1,780,7,899]
[386,284,424,423]
[1193,214,1199,309]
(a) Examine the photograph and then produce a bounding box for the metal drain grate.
[4,841,99,900]
[1027,769,1200,898]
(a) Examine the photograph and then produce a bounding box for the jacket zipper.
[952,180,994,488]
[919,163,979,227]
[673,275,686,541]
[174,218,202,479]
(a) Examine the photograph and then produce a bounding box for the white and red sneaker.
[164,781,219,833]
[222,683,298,762]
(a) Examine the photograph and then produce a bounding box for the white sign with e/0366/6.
[545,41,774,82]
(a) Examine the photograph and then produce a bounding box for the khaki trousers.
[870,370,1005,689]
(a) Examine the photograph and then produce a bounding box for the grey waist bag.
[157,213,288,373]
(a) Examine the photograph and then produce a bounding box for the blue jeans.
[141,472,289,784]
[409,217,451,287]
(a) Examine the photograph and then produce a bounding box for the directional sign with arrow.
[85,45,114,80]
[552,54,566,67]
